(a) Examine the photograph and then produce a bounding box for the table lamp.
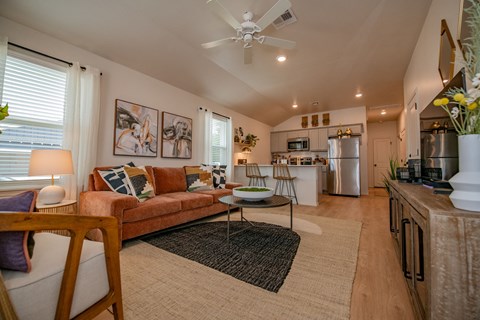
[29,149,74,205]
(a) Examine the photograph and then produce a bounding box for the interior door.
[373,138,391,187]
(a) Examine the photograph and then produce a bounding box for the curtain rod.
[198,107,231,120]
[8,42,102,75]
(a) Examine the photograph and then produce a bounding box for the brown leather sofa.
[79,166,240,248]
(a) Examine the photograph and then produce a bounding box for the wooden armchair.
[0,213,123,320]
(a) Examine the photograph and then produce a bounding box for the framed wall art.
[161,112,193,159]
[114,99,158,157]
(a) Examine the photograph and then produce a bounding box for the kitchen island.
[233,164,321,206]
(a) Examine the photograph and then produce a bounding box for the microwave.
[287,137,309,151]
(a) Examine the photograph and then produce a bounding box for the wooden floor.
[95,188,415,320]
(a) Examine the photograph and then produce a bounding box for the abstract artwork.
[114,99,158,157]
[161,112,192,159]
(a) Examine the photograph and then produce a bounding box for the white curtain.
[63,62,101,200]
[0,36,7,103]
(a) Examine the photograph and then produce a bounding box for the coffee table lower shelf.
[219,195,293,242]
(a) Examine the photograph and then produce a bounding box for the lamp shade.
[29,149,74,176]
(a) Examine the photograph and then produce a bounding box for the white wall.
[0,16,272,180]
[273,106,369,195]
[400,0,462,160]
[366,121,398,187]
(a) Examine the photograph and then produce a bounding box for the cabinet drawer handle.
[401,218,412,279]
[416,226,425,282]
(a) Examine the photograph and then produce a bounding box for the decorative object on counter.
[345,127,352,137]
[311,114,319,127]
[0,103,9,134]
[396,167,414,182]
[114,99,158,157]
[238,159,247,165]
[232,187,274,201]
[448,134,480,211]
[301,116,308,128]
[322,113,330,126]
[433,0,480,211]
[383,157,398,193]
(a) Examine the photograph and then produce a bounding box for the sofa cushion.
[161,192,213,210]
[153,167,187,195]
[194,188,232,203]
[124,166,155,202]
[122,196,182,223]
[0,191,37,273]
[185,165,214,192]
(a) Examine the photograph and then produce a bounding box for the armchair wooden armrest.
[0,213,123,320]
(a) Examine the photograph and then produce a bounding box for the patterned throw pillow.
[124,166,155,202]
[98,167,133,195]
[202,164,227,189]
[185,165,214,192]
[0,191,37,273]
[212,165,227,189]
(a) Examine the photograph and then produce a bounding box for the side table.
[36,200,77,236]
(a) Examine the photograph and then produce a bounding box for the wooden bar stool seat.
[273,164,298,204]
[245,163,268,186]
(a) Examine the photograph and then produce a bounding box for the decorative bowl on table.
[232,187,274,201]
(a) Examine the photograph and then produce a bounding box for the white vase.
[449,134,480,212]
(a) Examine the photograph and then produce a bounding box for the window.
[0,51,67,190]
[210,113,228,165]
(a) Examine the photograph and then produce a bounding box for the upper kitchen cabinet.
[287,130,309,139]
[270,131,288,153]
[407,92,421,159]
[309,128,328,151]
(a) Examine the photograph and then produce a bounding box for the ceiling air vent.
[272,9,297,30]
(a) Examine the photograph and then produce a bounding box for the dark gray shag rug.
[142,221,301,293]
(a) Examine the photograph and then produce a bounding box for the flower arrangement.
[0,103,9,134]
[434,0,480,135]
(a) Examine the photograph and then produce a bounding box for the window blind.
[0,53,67,188]
[210,113,228,165]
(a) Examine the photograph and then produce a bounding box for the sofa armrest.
[226,182,243,189]
[79,191,138,245]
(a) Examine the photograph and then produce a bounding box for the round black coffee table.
[219,195,293,241]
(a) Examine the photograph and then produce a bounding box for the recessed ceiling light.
[355,93,363,98]
[443,79,449,83]
[312,101,319,106]
[276,55,287,62]
[292,104,298,108]
[381,110,387,115]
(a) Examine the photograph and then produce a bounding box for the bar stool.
[245,163,268,186]
[273,164,298,204]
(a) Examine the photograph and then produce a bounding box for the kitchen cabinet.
[389,181,480,320]
[270,131,288,153]
[407,97,421,159]
[287,130,308,139]
[309,129,328,151]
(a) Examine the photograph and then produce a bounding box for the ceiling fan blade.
[202,37,237,49]
[260,36,296,49]
[207,0,241,30]
[256,0,292,31]
[244,47,252,64]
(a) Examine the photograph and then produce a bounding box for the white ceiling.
[0,0,432,126]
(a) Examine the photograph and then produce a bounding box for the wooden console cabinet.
[389,181,480,320]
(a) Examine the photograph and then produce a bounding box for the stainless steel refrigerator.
[421,132,458,181]
[327,136,360,196]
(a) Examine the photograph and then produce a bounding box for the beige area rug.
[120,213,362,320]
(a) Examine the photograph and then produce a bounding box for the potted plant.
[244,133,259,147]
[383,157,399,194]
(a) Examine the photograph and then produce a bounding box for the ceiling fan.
[202,0,296,64]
